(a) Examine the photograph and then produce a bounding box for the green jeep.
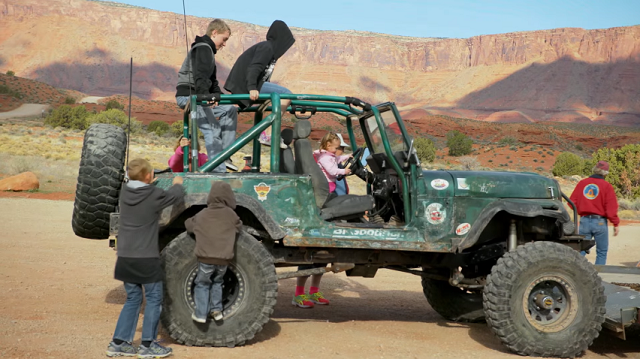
[72,93,604,357]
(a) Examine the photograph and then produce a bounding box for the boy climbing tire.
[161,231,277,347]
[72,124,127,239]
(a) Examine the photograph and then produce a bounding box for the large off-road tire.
[72,124,127,239]
[483,241,606,358]
[422,277,485,322]
[161,231,277,347]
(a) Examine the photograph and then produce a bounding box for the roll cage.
[182,93,418,223]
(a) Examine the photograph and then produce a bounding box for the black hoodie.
[224,20,295,107]
[175,35,221,97]
[114,181,184,283]
[185,181,242,265]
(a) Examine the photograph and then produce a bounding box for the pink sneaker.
[308,291,330,305]
[292,294,315,308]
[259,131,271,146]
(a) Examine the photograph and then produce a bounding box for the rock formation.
[1,0,639,126]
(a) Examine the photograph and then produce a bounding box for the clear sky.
[115,0,639,38]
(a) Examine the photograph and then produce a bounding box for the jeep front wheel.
[483,241,605,357]
[161,231,277,347]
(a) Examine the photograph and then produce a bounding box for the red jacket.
[569,175,620,227]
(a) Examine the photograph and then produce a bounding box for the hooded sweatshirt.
[185,181,243,265]
[175,35,221,97]
[224,20,295,107]
[114,180,185,283]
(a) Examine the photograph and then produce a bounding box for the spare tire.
[72,124,127,239]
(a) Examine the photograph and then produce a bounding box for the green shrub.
[105,99,124,111]
[498,136,519,146]
[552,152,583,177]
[6,70,15,76]
[64,96,76,104]
[170,121,184,137]
[590,144,640,199]
[44,105,91,130]
[446,130,472,157]
[147,120,171,136]
[0,84,22,99]
[86,109,143,133]
[414,137,436,163]
[575,143,583,151]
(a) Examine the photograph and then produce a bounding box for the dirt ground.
[1,198,640,359]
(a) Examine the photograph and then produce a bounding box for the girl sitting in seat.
[168,136,208,173]
[313,133,351,193]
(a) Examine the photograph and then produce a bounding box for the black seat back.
[292,120,329,207]
[279,128,295,174]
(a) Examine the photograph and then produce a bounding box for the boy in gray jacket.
[106,158,184,358]
[186,181,242,322]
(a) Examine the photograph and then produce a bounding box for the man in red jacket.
[570,161,620,265]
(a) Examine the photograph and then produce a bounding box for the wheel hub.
[185,264,246,319]
[522,275,578,332]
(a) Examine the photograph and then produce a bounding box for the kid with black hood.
[106,158,184,358]
[185,181,242,323]
[224,20,295,148]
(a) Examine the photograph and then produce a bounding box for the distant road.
[0,104,50,120]
[79,96,105,104]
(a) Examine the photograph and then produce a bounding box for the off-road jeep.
[72,93,604,357]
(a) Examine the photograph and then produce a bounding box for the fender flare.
[453,199,571,253]
[234,193,286,240]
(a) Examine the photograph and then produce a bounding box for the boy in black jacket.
[176,19,238,172]
[224,20,295,147]
[106,158,184,358]
[185,181,242,323]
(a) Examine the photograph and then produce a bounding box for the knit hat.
[596,161,609,171]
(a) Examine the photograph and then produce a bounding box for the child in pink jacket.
[313,133,352,193]
[168,136,208,172]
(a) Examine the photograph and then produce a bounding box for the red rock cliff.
[1,0,639,125]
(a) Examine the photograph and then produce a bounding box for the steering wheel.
[336,147,366,181]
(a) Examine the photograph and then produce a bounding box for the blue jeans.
[193,262,227,318]
[176,96,238,173]
[260,82,292,95]
[579,217,609,265]
[112,281,163,343]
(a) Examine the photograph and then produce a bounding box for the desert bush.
[590,144,640,199]
[0,84,22,99]
[575,143,583,151]
[86,109,143,133]
[414,137,436,163]
[170,121,184,137]
[64,96,76,104]
[498,136,519,146]
[105,99,124,111]
[44,105,91,130]
[552,152,583,177]
[446,130,472,157]
[6,70,15,76]
[147,120,171,136]
[458,156,480,170]
[618,210,638,220]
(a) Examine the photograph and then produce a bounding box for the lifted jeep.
[73,93,606,357]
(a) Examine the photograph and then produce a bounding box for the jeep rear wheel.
[483,241,605,357]
[421,277,485,322]
[72,124,127,239]
[161,231,277,347]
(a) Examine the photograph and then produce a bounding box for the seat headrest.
[281,128,294,146]
[293,120,312,139]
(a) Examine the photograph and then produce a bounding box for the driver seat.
[292,120,374,220]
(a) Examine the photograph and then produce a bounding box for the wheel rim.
[184,264,247,319]
[522,275,578,332]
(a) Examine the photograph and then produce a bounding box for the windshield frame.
[360,103,410,155]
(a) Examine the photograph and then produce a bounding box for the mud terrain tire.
[72,124,126,239]
[161,231,277,347]
[422,277,485,322]
[483,241,606,358]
